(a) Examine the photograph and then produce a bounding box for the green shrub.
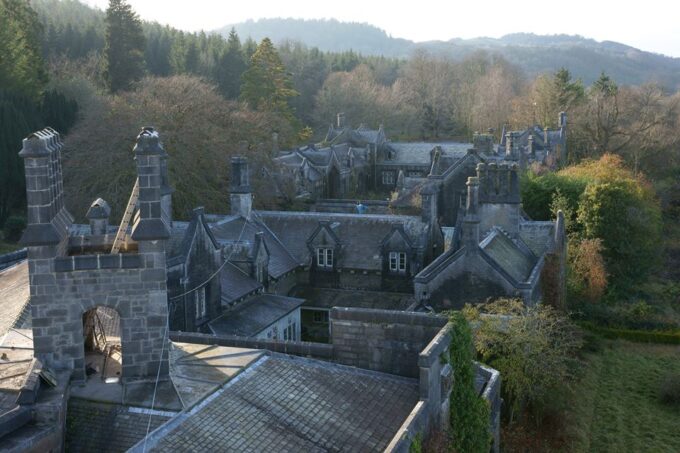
[448,312,490,453]
[659,374,680,406]
[2,216,26,243]
[466,299,583,423]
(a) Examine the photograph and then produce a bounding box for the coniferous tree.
[240,38,299,123]
[103,0,146,92]
[216,29,246,99]
[184,40,200,74]
[0,0,48,100]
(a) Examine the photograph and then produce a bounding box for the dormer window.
[316,247,334,269]
[389,252,407,273]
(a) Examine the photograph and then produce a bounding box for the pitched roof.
[209,294,304,337]
[149,354,419,452]
[384,142,471,166]
[291,286,414,310]
[167,210,220,267]
[258,211,429,271]
[209,215,299,279]
[220,263,263,306]
[480,229,537,283]
[519,221,555,256]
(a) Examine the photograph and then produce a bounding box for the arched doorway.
[82,306,122,384]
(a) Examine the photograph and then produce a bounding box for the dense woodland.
[1,0,680,449]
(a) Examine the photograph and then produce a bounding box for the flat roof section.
[209,294,305,337]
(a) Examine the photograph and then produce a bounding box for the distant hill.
[218,19,680,89]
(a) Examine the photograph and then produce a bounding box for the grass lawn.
[567,340,680,452]
[502,339,680,452]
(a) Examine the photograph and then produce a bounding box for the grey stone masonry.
[20,127,171,382]
[330,307,447,378]
[19,128,73,246]
[131,127,170,241]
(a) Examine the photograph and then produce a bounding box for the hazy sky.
[82,0,680,57]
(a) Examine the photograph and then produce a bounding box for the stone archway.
[82,306,123,384]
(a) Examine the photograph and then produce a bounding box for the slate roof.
[220,263,263,306]
[258,211,430,271]
[383,142,471,165]
[167,210,220,267]
[519,221,555,256]
[0,261,30,337]
[291,286,414,311]
[149,354,419,452]
[209,294,304,337]
[480,229,537,283]
[209,215,300,279]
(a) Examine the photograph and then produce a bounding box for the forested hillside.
[221,18,680,89]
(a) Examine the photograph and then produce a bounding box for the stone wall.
[330,307,447,378]
[29,244,170,381]
[21,127,171,382]
[169,331,333,359]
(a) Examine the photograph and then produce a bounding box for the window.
[382,171,395,185]
[407,171,421,178]
[194,287,206,320]
[283,319,297,341]
[312,311,329,324]
[316,247,333,268]
[389,252,407,273]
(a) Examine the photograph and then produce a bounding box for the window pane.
[317,248,324,266]
[326,248,333,266]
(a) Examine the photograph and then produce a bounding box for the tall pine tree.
[240,38,298,123]
[0,0,47,100]
[216,29,246,100]
[103,0,145,92]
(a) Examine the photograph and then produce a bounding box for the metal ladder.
[111,179,139,254]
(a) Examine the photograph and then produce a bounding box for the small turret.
[86,198,111,235]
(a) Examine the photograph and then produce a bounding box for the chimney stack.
[462,177,480,249]
[420,183,438,225]
[131,127,170,243]
[505,132,516,160]
[337,112,346,129]
[559,111,567,130]
[230,156,252,219]
[18,128,72,247]
[272,132,279,154]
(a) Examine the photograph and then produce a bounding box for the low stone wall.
[384,401,429,453]
[476,363,502,453]
[169,331,333,359]
[0,248,27,271]
[330,307,447,378]
[53,253,142,272]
